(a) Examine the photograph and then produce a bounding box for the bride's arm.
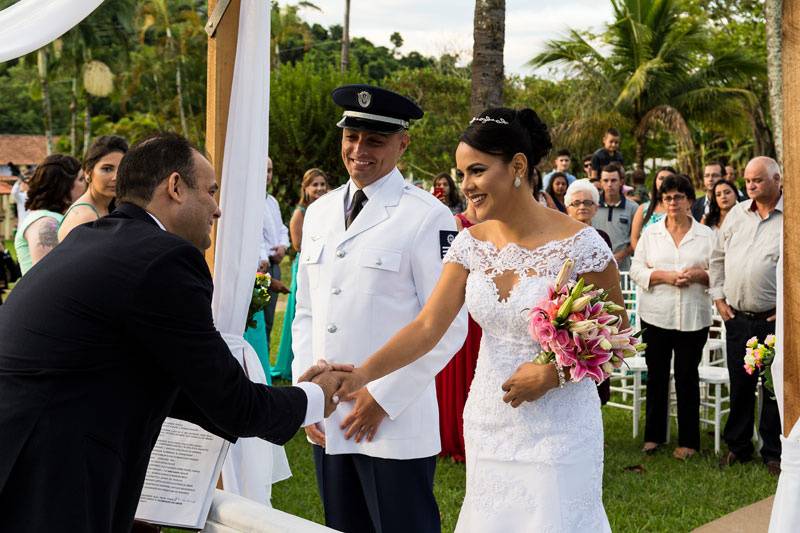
[335,262,468,397]
[582,260,630,329]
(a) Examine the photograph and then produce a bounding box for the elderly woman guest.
[58,136,128,241]
[564,178,611,247]
[564,178,612,404]
[545,171,569,213]
[433,172,465,215]
[272,168,330,381]
[630,166,675,250]
[15,155,84,274]
[630,175,714,460]
[702,179,740,230]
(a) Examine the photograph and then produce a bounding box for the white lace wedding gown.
[443,227,613,533]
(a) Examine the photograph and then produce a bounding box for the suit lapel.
[336,169,404,247]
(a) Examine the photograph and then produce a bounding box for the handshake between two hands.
[295,360,369,418]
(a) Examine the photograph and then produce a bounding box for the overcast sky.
[293,0,615,76]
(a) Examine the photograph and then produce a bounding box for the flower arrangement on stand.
[529,259,645,383]
[246,271,272,331]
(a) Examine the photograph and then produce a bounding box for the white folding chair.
[607,356,648,438]
[697,365,731,454]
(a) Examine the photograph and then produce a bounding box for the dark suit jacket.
[691,196,707,222]
[0,203,307,532]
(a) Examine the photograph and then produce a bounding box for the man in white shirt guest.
[11,173,29,226]
[258,157,291,349]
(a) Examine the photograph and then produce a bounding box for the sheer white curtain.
[769,237,799,532]
[0,0,104,62]
[210,0,291,506]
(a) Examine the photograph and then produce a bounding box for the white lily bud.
[554,259,575,291]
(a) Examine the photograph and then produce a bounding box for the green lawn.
[265,262,777,532]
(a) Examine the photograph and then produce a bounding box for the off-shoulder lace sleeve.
[573,227,616,275]
[443,229,472,270]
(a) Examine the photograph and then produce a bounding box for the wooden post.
[205,0,241,272]
[782,1,799,436]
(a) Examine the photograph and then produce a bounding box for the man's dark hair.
[83,135,128,174]
[25,154,81,212]
[555,148,571,158]
[704,160,726,177]
[601,162,623,179]
[117,133,198,203]
[582,154,593,164]
[660,174,696,202]
[605,128,620,137]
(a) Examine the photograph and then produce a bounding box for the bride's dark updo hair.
[460,108,552,184]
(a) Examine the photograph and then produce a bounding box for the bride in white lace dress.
[334,107,626,532]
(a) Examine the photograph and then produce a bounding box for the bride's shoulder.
[540,209,588,242]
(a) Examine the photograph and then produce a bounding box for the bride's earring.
[514,175,522,188]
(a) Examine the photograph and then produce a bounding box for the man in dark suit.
[0,134,344,532]
[692,161,725,221]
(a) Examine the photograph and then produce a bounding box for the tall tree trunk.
[69,78,78,157]
[83,99,92,153]
[470,0,506,117]
[176,60,189,138]
[634,134,645,173]
[766,0,783,164]
[37,48,54,155]
[341,0,351,72]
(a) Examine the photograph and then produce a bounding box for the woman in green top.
[272,168,329,381]
[15,155,84,274]
[58,135,128,242]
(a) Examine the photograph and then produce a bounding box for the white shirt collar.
[146,211,166,230]
[344,168,397,210]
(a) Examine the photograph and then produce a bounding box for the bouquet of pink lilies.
[529,259,645,383]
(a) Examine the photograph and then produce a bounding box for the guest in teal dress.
[15,155,84,275]
[272,168,329,381]
[244,310,272,385]
[631,166,675,251]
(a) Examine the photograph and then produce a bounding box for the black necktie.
[346,189,367,229]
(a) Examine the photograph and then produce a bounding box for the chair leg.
[714,383,722,455]
[633,372,641,438]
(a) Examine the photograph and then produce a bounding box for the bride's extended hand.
[501,362,559,408]
[333,367,370,401]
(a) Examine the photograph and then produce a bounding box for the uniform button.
[327,324,338,333]
[336,250,346,258]
[375,258,382,266]
[331,287,341,295]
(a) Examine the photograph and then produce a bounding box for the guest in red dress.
[435,202,482,462]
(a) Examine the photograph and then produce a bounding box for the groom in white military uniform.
[292,84,467,533]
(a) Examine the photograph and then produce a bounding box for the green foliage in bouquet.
[246,272,272,331]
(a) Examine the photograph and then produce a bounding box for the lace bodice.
[443,227,614,463]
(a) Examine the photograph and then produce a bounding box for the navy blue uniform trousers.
[312,445,440,533]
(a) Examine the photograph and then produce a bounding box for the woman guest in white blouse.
[630,175,714,460]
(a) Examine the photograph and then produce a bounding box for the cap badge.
[357,91,372,108]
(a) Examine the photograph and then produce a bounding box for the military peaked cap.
[332,84,423,134]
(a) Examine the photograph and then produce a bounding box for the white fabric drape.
[768,235,799,532]
[210,0,290,505]
[0,0,105,62]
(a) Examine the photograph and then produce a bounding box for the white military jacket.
[292,168,468,459]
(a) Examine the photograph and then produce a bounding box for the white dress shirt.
[630,217,714,331]
[259,194,290,263]
[11,180,27,224]
[146,209,324,427]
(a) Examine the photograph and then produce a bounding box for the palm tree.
[341,0,351,72]
[270,1,321,69]
[470,0,505,116]
[531,0,764,174]
[765,0,782,164]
